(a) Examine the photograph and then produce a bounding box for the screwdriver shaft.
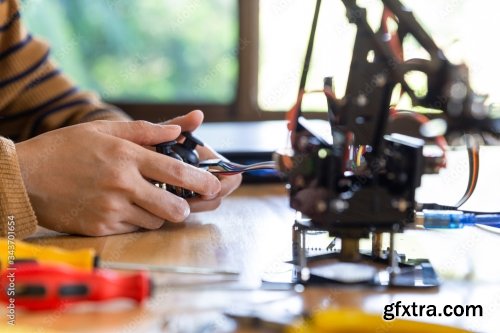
[100,261,239,276]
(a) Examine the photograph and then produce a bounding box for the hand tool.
[227,308,473,333]
[0,263,150,310]
[0,263,290,311]
[0,239,239,276]
[286,309,473,333]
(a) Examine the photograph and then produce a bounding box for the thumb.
[95,120,181,146]
[163,110,204,132]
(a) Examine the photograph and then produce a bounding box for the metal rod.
[299,226,308,282]
[388,224,400,284]
[292,221,300,264]
[101,261,239,276]
[298,0,322,94]
[339,238,360,262]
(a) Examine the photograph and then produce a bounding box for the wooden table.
[9,163,500,332]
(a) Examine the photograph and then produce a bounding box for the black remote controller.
[154,132,204,198]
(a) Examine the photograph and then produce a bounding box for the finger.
[95,120,181,146]
[219,174,242,197]
[188,197,222,213]
[162,110,204,132]
[197,143,225,162]
[131,178,191,223]
[125,204,166,230]
[138,149,221,196]
[199,175,241,200]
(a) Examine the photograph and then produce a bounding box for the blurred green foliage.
[22,0,238,104]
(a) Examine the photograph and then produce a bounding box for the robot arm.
[275,0,499,286]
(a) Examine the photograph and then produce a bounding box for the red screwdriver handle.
[0,264,151,310]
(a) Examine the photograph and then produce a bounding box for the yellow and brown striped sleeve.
[0,0,130,237]
[0,0,130,142]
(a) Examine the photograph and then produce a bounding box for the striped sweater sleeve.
[0,0,131,142]
[0,0,131,238]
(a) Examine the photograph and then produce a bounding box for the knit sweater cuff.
[0,138,37,239]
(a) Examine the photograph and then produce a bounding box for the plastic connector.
[415,210,500,229]
[419,210,475,229]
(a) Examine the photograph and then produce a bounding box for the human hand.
[15,120,221,236]
[164,110,242,212]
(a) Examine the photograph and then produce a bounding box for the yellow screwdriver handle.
[287,309,472,333]
[0,238,96,271]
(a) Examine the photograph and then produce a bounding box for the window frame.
[114,1,328,123]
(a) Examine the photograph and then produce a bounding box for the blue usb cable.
[418,210,500,229]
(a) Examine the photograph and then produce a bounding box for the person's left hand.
[163,110,242,212]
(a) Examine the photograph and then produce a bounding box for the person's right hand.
[15,120,221,236]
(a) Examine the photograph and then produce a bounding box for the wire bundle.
[199,159,277,175]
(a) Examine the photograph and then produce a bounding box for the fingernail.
[182,202,190,219]
[205,193,218,200]
[167,124,181,131]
